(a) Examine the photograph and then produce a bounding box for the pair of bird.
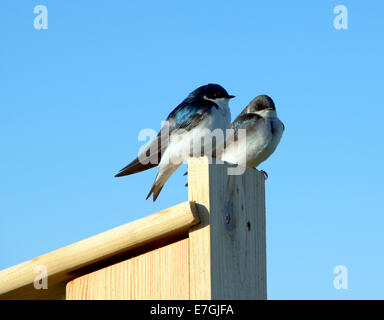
[115,84,284,201]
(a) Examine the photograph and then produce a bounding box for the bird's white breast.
[221,111,284,168]
[162,99,231,166]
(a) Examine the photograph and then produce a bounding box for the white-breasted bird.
[115,83,235,201]
[218,94,284,171]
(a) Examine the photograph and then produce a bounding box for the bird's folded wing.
[115,100,214,177]
[225,113,264,146]
[167,99,213,131]
[114,126,169,177]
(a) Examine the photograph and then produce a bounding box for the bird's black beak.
[227,95,235,99]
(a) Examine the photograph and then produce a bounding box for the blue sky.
[1,1,383,299]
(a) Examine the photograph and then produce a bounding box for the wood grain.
[187,157,212,299]
[66,238,190,300]
[0,201,199,300]
[1,158,266,300]
[188,157,267,300]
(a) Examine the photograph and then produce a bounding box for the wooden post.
[188,157,266,299]
[0,158,266,300]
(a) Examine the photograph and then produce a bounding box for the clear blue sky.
[1,1,383,299]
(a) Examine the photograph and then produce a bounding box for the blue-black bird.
[115,84,235,201]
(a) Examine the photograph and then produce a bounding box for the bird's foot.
[260,170,268,180]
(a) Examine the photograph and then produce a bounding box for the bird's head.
[202,83,235,101]
[188,84,235,105]
[244,95,276,114]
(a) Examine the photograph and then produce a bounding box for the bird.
[115,83,235,201]
[218,94,284,174]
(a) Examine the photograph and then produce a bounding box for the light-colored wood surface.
[1,158,267,300]
[0,201,199,300]
[188,157,267,299]
[187,157,212,299]
[66,237,190,300]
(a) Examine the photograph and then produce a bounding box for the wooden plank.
[66,237,190,300]
[188,157,266,300]
[187,157,212,299]
[0,201,199,300]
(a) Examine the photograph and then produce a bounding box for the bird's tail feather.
[146,163,181,201]
[146,180,165,202]
[115,157,157,177]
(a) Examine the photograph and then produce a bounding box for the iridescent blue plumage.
[166,83,233,131]
[115,83,235,201]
